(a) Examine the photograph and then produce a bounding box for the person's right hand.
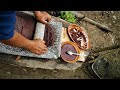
[27,39,48,55]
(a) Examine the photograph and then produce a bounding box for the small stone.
[33,68,36,71]
[6,72,11,75]
[113,15,116,20]
[23,69,27,72]
[113,21,115,23]
[108,23,112,26]
[111,11,114,14]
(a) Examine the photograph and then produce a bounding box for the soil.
[0,11,120,79]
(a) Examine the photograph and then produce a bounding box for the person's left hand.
[34,11,51,24]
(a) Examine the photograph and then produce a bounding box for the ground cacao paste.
[15,12,36,40]
[43,24,55,47]
[69,28,87,49]
[61,44,77,61]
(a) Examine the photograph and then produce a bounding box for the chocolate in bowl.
[68,24,90,50]
[61,41,80,63]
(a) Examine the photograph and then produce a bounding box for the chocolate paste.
[61,44,77,61]
[15,12,55,47]
[70,28,87,49]
[15,12,36,40]
[44,24,55,47]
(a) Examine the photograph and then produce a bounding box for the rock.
[6,72,11,75]
[113,15,117,20]
[111,11,114,14]
[23,69,27,72]
[108,23,112,26]
[0,53,82,70]
[113,21,116,23]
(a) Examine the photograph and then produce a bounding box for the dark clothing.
[0,11,16,40]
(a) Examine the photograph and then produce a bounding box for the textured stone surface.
[0,11,62,59]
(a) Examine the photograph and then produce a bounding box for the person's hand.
[27,39,48,55]
[34,11,51,24]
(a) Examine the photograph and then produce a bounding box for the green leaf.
[58,11,76,23]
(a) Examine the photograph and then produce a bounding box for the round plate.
[61,41,80,63]
[68,24,90,50]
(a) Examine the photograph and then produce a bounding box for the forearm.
[0,31,32,49]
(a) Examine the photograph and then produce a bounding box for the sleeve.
[0,11,16,40]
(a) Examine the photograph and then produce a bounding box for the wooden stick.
[70,11,112,32]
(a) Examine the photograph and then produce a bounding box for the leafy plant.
[58,11,76,23]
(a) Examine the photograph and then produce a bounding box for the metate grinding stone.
[68,24,90,50]
[0,11,62,59]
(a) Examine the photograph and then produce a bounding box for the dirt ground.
[0,11,119,79]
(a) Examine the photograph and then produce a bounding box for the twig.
[70,11,112,32]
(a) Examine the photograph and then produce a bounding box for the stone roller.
[34,22,45,40]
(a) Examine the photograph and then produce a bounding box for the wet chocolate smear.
[61,44,77,61]
[44,24,55,47]
[70,28,87,49]
[15,12,36,40]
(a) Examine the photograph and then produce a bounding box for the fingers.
[27,39,48,55]
[34,11,51,24]
[34,50,47,55]
[42,20,48,24]
[47,15,51,21]
[32,47,48,55]
[39,46,48,51]
[39,39,45,43]
[35,40,48,54]
[41,17,51,24]
[37,47,48,55]
[34,39,45,43]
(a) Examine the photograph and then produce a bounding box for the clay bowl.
[68,24,90,50]
[61,41,80,63]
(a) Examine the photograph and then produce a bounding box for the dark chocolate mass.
[44,24,55,47]
[61,44,77,61]
[15,12,36,40]
[69,28,87,49]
